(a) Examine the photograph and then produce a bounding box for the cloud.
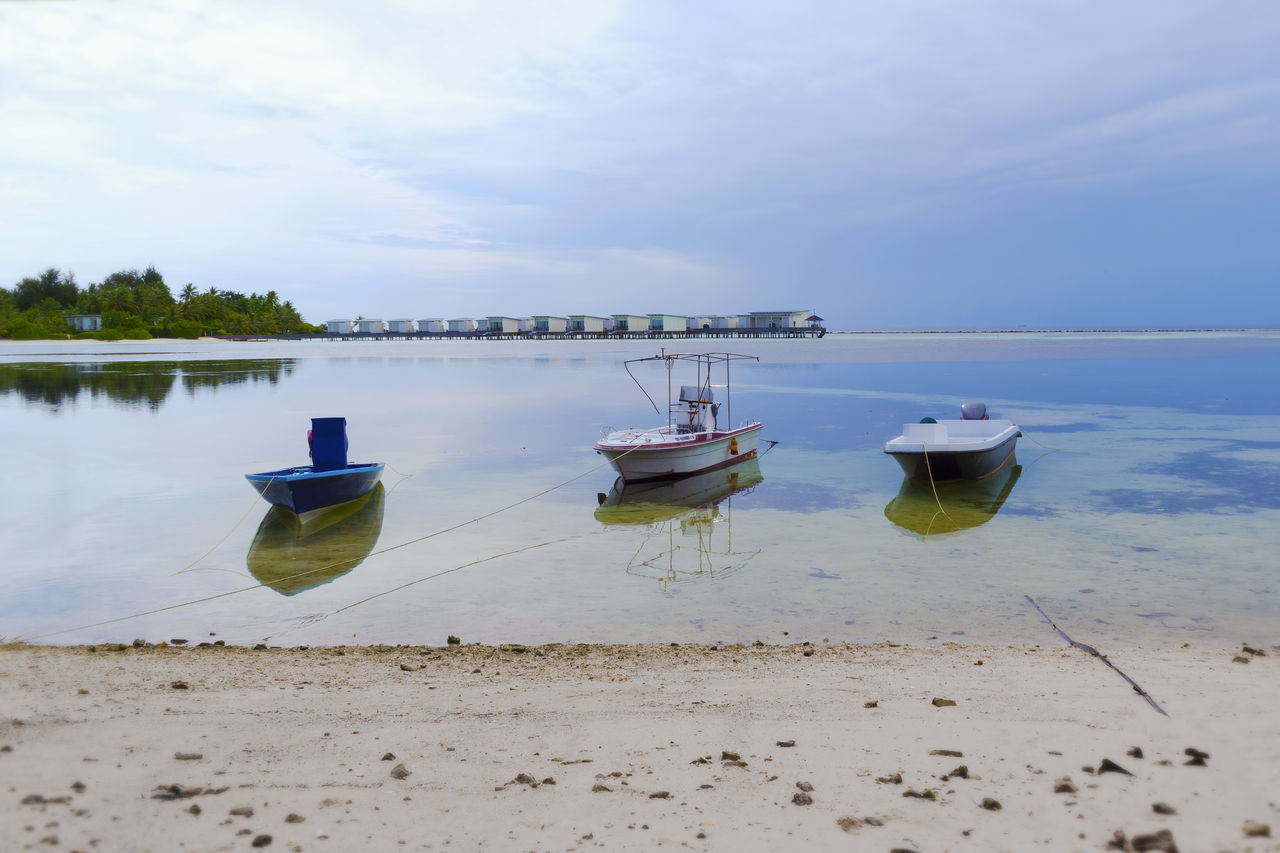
[2,1,1279,326]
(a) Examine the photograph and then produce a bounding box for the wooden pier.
[217,327,827,343]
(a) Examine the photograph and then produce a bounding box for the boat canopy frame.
[622,350,759,433]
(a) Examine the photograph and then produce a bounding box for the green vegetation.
[0,266,322,340]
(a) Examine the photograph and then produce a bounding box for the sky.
[2,1,1279,330]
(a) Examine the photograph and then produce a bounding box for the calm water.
[2,332,1278,649]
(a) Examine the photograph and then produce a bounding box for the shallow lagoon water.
[2,332,1278,648]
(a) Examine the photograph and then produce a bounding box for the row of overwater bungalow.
[324,311,817,335]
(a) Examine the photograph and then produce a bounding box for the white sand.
[1,641,1276,852]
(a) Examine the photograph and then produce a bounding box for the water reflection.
[884,461,1022,539]
[247,482,385,595]
[0,360,297,411]
[595,459,763,588]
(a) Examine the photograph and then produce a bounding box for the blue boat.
[245,417,384,516]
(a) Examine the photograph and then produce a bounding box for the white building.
[326,319,353,334]
[612,314,649,332]
[447,318,475,333]
[648,314,688,333]
[518,318,534,332]
[418,318,445,333]
[387,319,415,333]
[740,310,811,329]
[486,316,521,334]
[356,319,386,334]
[569,315,610,333]
[533,316,568,333]
[687,315,714,330]
[65,314,102,332]
[711,315,739,329]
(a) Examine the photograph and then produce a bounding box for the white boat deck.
[884,419,1019,454]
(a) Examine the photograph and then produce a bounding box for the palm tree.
[180,284,196,304]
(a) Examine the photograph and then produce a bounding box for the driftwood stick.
[1024,594,1169,717]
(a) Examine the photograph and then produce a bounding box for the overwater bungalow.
[326,319,353,334]
[648,314,688,333]
[569,315,611,333]
[387,319,415,333]
[486,317,521,334]
[612,314,649,333]
[418,318,445,333]
[533,316,569,333]
[739,310,812,329]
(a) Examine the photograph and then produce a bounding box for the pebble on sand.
[931,697,957,707]
[390,763,411,780]
[1243,821,1271,838]
[1128,828,1178,852]
[1097,758,1134,776]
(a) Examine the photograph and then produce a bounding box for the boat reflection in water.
[247,482,385,595]
[595,457,763,588]
[884,460,1021,540]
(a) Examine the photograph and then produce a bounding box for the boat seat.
[961,402,988,420]
[310,417,349,472]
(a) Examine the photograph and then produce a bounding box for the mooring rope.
[173,475,277,576]
[27,447,642,641]
[921,442,953,523]
[1024,594,1168,716]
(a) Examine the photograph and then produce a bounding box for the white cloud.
[2,0,1279,326]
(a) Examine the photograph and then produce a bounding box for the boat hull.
[886,433,1018,483]
[595,423,762,483]
[245,462,384,515]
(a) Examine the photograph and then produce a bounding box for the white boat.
[594,351,763,483]
[883,402,1021,483]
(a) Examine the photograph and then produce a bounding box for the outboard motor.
[960,402,988,420]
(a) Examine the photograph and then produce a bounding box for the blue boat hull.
[245,462,385,515]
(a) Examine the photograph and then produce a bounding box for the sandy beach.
[1,641,1276,852]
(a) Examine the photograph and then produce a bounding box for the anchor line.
[26,446,645,641]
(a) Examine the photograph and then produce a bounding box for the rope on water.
[1024,594,1168,717]
[173,475,276,576]
[27,447,642,641]
[1017,428,1062,454]
[332,536,578,616]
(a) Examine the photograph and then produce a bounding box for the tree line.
[0,267,320,340]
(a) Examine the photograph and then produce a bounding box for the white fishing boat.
[883,402,1021,483]
[594,351,763,483]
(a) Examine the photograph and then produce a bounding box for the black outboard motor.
[960,402,988,420]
